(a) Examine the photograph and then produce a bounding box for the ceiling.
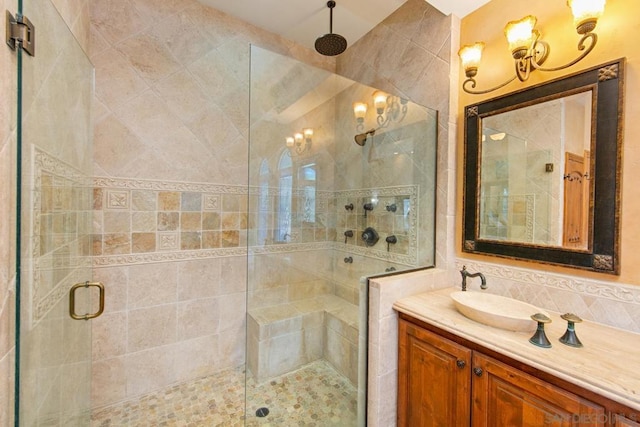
[197,0,491,52]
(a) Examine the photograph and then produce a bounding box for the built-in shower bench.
[247,294,360,385]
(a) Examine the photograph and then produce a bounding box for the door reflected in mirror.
[479,91,592,250]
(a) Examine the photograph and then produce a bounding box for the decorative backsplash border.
[456,259,640,304]
[456,259,640,332]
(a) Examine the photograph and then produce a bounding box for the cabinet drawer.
[472,352,606,427]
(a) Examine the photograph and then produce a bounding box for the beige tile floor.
[91,360,358,426]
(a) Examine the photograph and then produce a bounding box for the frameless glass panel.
[17,1,94,425]
[247,45,437,425]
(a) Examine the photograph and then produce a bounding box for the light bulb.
[568,0,605,34]
[505,15,537,59]
[303,128,313,140]
[353,102,367,122]
[373,91,388,114]
[458,42,485,78]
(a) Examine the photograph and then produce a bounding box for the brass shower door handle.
[69,281,105,320]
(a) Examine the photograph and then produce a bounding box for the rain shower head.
[354,129,376,146]
[315,1,347,56]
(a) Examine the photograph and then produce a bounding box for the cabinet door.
[472,353,606,426]
[398,319,472,427]
[613,414,640,427]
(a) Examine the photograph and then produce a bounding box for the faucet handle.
[529,313,552,348]
[559,313,583,348]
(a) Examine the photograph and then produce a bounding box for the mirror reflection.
[479,91,592,249]
[463,58,624,274]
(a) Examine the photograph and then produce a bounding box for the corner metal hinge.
[6,11,35,56]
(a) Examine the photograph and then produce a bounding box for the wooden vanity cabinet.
[398,317,471,426]
[613,415,640,427]
[398,315,624,427]
[471,352,604,426]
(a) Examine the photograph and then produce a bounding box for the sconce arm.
[462,75,518,95]
[532,32,597,72]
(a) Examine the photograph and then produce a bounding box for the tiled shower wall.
[334,1,459,425]
[88,0,340,409]
[336,0,458,272]
[1,0,91,423]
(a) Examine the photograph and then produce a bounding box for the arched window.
[298,163,316,223]
[257,159,269,245]
[277,150,292,241]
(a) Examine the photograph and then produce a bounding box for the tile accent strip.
[31,147,93,323]
[92,177,421,267]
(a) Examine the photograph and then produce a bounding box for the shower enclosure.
[13,0,95,425]
[245,46,437,424]
[10,2,436,423]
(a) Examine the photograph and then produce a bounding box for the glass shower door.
[15,0,95,425]
[247,46,437,425]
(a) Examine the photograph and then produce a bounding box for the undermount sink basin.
[450,291,549,332]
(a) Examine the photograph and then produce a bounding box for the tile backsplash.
[456,259,640,333]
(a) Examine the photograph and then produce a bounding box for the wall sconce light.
[353,102,367,131]
[286,128,313,154]
[353,91,408,131]
[459,0,605,95]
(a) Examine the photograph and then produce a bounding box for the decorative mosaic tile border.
[92,177,421,267]
[93,241,416,267]
[93,247,248,266]
[32,147,92,323]
[93,177,247,194]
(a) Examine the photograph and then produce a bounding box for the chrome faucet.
[460,266,487,291]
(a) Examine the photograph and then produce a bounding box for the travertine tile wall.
[91,255,247,407]
[334,1,459,425]
[0,0,91,425]
[337,0,459,273]
[481,100,565,244]
[18,1,95,424]
[88,0,336,409]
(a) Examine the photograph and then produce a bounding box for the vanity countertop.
[393,287,640,411]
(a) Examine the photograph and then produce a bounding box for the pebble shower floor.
[91,360,358,426]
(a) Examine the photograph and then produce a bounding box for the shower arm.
[329,1,334,33]
[354,128,377,146]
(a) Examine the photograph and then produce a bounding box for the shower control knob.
[344,256,353,264]
[344,230,354,244]
[385,235,397,252]
[361,227,379,247]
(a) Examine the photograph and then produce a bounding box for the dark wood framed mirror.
[462,58,625,274]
